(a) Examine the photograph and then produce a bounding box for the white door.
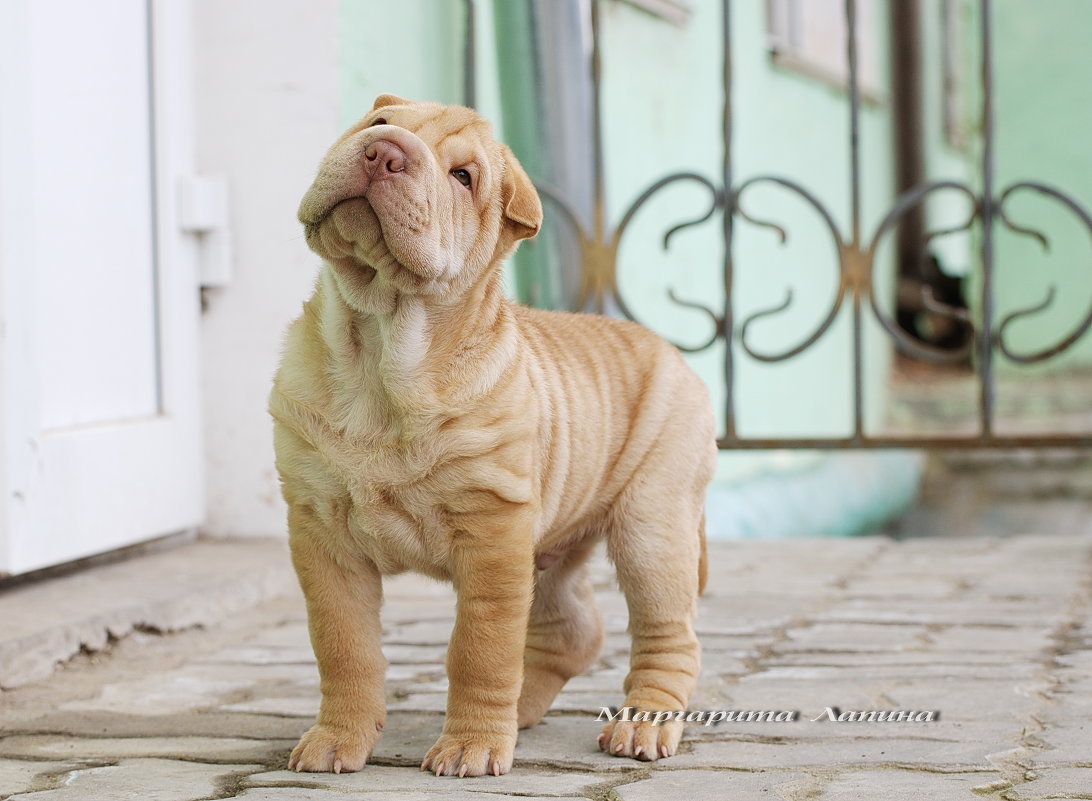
[0,0,204,575]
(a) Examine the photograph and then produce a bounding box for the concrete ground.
[2,532,1092,800]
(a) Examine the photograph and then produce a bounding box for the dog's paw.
[598,718,683,762]
[420,731,516,777]
[288,721,382,773]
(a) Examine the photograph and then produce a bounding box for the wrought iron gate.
[464,0,1092,450]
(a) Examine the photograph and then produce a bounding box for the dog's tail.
[697,512,709,596]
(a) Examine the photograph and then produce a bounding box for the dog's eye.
[451,168,472,188]
[370,118,387,127]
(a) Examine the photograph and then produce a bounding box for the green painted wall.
[337,0,508,130]
[338,1,462,125]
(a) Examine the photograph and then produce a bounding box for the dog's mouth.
[301,191,368,232]
[298,130,451,289]
[301,196,374,267]
[304,198,438,291]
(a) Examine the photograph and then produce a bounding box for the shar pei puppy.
[270,95,716,777]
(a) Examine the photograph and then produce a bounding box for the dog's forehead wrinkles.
[432,119,488,151]
[359,102,494,165]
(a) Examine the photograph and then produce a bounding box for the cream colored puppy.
[270,95,716,778]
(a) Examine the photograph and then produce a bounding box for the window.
[766,0,882,100]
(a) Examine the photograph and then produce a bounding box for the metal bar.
[851,272,865,437]
[722,0,737,440]
[846,0,865,437]
[846,0,861,248]
[718,435,1092,450]
[889,0,925,284]
[979,0,996,435]
[590,0,608,275]
[463,0,476,108]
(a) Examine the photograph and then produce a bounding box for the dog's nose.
[364,139,407,176]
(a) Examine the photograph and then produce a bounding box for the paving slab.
[612,769,817,801]
[0,735,294,764]
[812,599,1074,628]
[6,759,261,801]
[249,764,613,796]
[925,626,1057,653]
[1023,722,1092,768]
[813,769,1010,799]
[1005,767,1092,800]
[722,676,891,708]
[235,792,589,801]
[0,760,77,798]
[881,678,1048,721]
[744,662,1045,680]
[668,736,1009,772]
[778,622,933,652]
[765,650,1038,667]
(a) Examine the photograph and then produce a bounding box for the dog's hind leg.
[517,545,604,728]
[600,480,705,762]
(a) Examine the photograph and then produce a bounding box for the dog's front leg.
[422,516,534,777]
[287,503,386,773]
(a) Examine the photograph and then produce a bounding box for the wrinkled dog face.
[298,94,541,304]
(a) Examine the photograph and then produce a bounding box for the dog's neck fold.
[316,262,518,440]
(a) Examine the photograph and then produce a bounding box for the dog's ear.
[500,145,542,242]
[371,93,411,111]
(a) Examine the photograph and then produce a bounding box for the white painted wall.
[193,0,339,537]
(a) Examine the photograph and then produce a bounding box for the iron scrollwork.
[993,181,1092,364]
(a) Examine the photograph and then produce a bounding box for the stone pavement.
[2,534,1092,800]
